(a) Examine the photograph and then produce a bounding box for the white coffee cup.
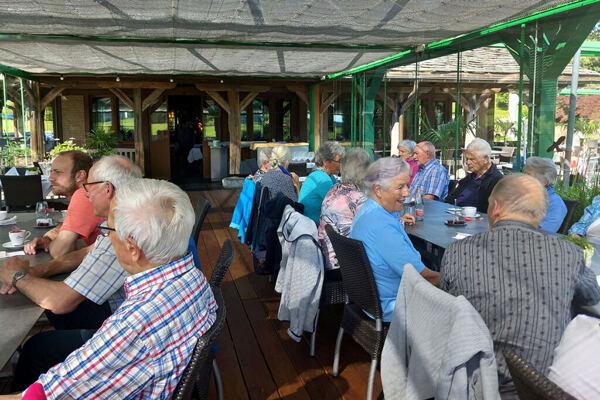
[9,230,31,246]
[0,210,7,221]
[462,206,477,217]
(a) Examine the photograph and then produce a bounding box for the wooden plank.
[40,87,65,111]
[133,88,147,175]
[142,88,166,112]
[205,91,231,115]
[320,91,338,116]
[109,88,134,110]
[196,83,270,92]
[287,85,309,106]
[228,91,242,175]
[240,92,260,112]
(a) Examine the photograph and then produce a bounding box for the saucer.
[35,224,57,229]
[2,240,31,250]
[445,220,466,226]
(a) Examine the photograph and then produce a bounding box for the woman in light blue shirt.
[350,157,440,322]
[299,141,345,225]
[524,157,567,232]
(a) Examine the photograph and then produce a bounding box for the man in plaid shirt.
[409,141,450,201]
[2,179,216,400]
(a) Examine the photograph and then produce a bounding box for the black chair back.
[1,175,43,209]
[448,179,457,194]
[325,224,382,320]
[558,199,579,235]
[172,287,226,400]
[287,162,307,176]
[503,349,575,400]
[210,240,234,289]
[192,196,212,244]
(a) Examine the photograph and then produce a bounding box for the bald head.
[488,174,548,227]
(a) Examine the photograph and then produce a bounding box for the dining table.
[0,212,56,370]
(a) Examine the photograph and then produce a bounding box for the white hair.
[418,141,436,158]
[314,141,345,167]
[363,157,411,196]
[258,148,272,165]
[466,138,492,160]
[397,140,416,153]
[269,145,291,168]
[91,155,142,190]
[113,179,194,265]
[525,156,558,186]
[340,147,371,186]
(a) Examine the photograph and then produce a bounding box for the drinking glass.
[35,201,49,217]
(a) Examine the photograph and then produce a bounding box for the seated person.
[396,140,418,184]
[0,179,217,400]
[409,141,450,201]
[259,145,300,201]
[25,150,104,258]
[299,141,345,225]
[350,157,440,322]
[251,148,272,182]
[318,148,371,274]
[440,174,600,397]
[445,138,503,213]
[570,194,600,244]
[547,314,600,399]
[524,156,567,232]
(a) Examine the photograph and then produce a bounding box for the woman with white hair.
[299,141,345,225]
[397,139,418,184]
[525,156,567,232]
[350,157,440,322]
[318,148,371,274]
[258,145,299,201]
[446,138,503,213]
[252,148,272,182]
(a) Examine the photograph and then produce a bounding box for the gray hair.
[91,155,142,190]
[525,156,558,186]
[363,157,411,196]
[417,141,436,158]
[314,141,345,167]
[258,148,272,165]
[269,145,291,168]
[466,138,492,160]
[113,179,195,265]
[489,174,548,225]
[397,140,417,153]
[340,148,371,186]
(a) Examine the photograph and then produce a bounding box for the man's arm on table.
[14,273,85,314]
[46,229,80,258]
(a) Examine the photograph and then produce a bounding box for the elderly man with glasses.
[1,179,216,400]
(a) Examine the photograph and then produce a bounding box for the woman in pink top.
[397,140,418,185]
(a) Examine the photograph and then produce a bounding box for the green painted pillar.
[356,68,385,159]
[501,5,599,158]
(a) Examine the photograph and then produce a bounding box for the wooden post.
[313,85,321,151]
[133,88,148,176]
[111,95,119,133]
[32,82,42,161]
[227,91,241,175]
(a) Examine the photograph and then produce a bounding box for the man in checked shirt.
[1,179,216,399]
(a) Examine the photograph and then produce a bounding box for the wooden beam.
[133,88,149,176]
[142,88,166,112]
[195,83,270,92]
[313,85,321,150]
[228,91,241,175]
[287,85,309,106]
[240,92,260,111]
[399,89,416,114]
[441,88,471,112]
[376,92,396,112]
[40,87,65,111]
[148,94,165,114]
[320,91,338,116]
[109,88,134,110]
[32,82,42,160]
[205,91,231,115]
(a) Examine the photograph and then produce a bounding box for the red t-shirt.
[60,187,105,245]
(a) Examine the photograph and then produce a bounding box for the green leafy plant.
[85,129,119,157]
[0,139,32,169]
[563,234,595,264]
[494,119,514,144]
[419,114,475,161]
[47,138,87,159]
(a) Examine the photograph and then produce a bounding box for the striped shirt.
[440,220,600,391]
[409,158,450,200]
[36,252,217,399]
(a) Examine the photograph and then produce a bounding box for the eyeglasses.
[83,181,107,192]
[98,222,116,237]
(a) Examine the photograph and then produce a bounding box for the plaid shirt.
[63,234,126,311]
[409,158,450,200]
[36,252,217,400]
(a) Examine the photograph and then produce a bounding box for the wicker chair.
[503,349,576,400]
[192,196,212,244]
[558,199,579,235]
[326,225,386,400]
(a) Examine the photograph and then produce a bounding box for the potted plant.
[0,139,32,173]
[85,129,120,158]
[563,235,595,267]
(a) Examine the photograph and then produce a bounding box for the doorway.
[168,95,204,185]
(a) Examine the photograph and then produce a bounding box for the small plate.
[2,240,31,250]
[35,224,57,229]
[445,220,466,227]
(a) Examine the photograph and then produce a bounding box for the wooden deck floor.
[191,189,383,400]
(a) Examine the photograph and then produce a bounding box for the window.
[253,100,269,140]
[151,100,167,136]
[118,100,134,141]
[91,98,112,133]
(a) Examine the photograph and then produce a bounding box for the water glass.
[36,201,49,217]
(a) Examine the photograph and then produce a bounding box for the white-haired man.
[1,179,216,400]
[410,141,450,201]
[446,138,503,213]
[440,174,600,397]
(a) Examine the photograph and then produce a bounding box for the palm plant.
[420,114,475,161]
[494,119,514,144]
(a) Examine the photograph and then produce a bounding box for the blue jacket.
[539,186,567,233]
[230,178,256,243]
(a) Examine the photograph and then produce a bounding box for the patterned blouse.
[569,194,600,237]
[318,183,368,270]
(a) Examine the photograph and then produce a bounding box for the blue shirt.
[455,175,483,207]
[539,186,567,233]
[410,158,450,201]
[570,195,600,236]
[350,198,426,322]
[299,170,337,225]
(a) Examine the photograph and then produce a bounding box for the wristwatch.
[12,270,28,287]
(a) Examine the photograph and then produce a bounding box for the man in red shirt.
[24,150,104,258]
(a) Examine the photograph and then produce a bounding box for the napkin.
[0,216,17,226]
[5,167,19,176]
[453,232,472,240]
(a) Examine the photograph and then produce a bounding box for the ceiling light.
[116,75,120,82]
[169,76,174,83]
[60,74,64,81]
